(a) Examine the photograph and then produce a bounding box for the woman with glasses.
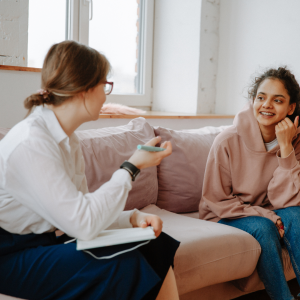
[0,41,180,300]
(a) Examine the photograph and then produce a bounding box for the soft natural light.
[28,0,66,68]
[28,0,139,95]
[89,0,139,94]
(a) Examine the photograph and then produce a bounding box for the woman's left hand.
[130,210,163,237]
[275,116,299,158]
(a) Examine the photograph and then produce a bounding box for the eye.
[257,96,264,101]
[274,99,283,103]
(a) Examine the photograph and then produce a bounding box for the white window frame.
[66,0,154,107]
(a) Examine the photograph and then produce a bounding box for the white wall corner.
[196,0,220,114]
[0,0,29,66]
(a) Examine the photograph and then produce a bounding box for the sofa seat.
[140,205,261,296]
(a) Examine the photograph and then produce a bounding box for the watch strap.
[120,161,140,181]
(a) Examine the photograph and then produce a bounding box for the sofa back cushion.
[77,118,158,210]
[154,126,229,213]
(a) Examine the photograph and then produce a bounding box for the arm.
[202,142,280,224]
[268,117,300,209]
[4,139,133,241]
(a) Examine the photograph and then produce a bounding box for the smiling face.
[253,78,296,130]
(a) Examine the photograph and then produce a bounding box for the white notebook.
[76,227,156,251]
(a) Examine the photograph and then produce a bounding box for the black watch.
[120,161,140,181]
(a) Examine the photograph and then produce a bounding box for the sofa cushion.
[233,247,295,292]
[140,204,261,296]
[76,118,158,210]
[154,126,229,213]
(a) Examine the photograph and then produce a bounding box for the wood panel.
[0,65,41,72]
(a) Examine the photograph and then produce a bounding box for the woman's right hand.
[276,219,285,238]
[128,136,172,169]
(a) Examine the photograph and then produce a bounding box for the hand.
[275,219,284,239]
[130,210,163,237]
[275,116,298,158]
[128,136,172,169]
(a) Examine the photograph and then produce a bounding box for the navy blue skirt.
[0,228,180,300]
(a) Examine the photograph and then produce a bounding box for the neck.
[47,97,89,137]
[258,122,276,143]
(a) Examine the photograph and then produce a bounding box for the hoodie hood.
[233,101,300,153]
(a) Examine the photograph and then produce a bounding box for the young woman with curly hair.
[200,67,300,300]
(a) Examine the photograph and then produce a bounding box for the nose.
[262,98,273,109]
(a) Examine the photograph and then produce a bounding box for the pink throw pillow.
[154,126,229,213]
[77,118,158,210]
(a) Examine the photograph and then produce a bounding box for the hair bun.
[24,93,45,110]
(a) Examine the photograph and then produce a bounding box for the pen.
[137,145,165,152]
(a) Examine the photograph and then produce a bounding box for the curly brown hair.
[248,67,300,123]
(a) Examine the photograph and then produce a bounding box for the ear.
[288,103,296,115]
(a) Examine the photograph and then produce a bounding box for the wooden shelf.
[99,111,235,119]
[0,65,41,72]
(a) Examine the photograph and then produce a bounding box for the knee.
[250,217,279,244]
[279,206,300,226]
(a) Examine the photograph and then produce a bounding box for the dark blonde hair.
[24,41,110,115]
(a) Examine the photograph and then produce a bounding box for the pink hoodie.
[199,102,300,224]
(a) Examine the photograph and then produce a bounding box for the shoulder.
[212,125,239,150]
[0,114,57,162]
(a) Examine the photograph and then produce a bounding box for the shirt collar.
[34,106,68,145]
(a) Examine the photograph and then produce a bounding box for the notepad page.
[76,227,156,251]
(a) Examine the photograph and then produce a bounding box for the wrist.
[279,144,294,158]
[130,209,139,227]
[127,158,140,169]
[120,161,140,181]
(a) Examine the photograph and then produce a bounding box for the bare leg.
[156,267,179,300]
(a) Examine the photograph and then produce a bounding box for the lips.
[260,111,275,116]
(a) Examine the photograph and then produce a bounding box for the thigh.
[275,206,300,231]
[0,242,160,300]
[218,216,281,242]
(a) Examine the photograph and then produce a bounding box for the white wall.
[152,0,221,114]
[0,70,41,127]
[0,0,28,66]
[215,0,300,115]
[197,0,220,114]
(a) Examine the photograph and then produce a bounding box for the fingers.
[142,215,163,237]
[295,116,299,129]
[145,136,162,147]
[279,229,284,239]
[160,141,172,156]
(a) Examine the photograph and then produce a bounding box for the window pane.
[89,0,139,94]
[28,0,66,68]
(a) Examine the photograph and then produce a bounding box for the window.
[28,0,67,68]
[28,0,154,107]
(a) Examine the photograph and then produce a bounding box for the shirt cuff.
[276,149,298,170]
[117,210,136,228]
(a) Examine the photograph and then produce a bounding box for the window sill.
[0,65,41,72]
[99,111,234,119]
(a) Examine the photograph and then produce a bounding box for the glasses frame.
[104,81,114,95]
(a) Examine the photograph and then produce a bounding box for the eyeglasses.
[104,81,114,95]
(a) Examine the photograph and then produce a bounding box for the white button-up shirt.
[0,106,133,240]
